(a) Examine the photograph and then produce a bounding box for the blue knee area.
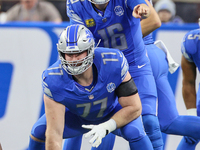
[162,116,200,139]
[177,136,199,150]
[120,116,146,142]
[129,135,153,150]
[142,115,163,150]
[31,115,47,141]
[91,133,115,150]
[31,124,46,141]
[28,136,45,150]
[63,136,82,150]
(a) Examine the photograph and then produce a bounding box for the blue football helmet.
[57,24,95,75]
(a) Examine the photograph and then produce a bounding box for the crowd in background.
[0,0,200,23]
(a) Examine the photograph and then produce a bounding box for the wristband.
[187,108,197,116]
[101,119,117,134]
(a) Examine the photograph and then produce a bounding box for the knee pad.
[142,114,163,149]
[142,115,160,132]
[31,123,46,141]
[121,116,146,142]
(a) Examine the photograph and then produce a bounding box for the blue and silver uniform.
[65,0,163,150]
[181,29,200,115]
[143,10,200,149]
[67,0,147,64]
[29,48,153,150]
[177,29,200,150]
[181,29,200,71]
[43,48,127,123]
[80,3,200,150]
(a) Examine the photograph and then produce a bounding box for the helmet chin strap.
[95,39,101,49]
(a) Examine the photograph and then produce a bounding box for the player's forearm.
[140,0,161,37]
[111,103,141,128]
[182,83,196,109]
[45,131,63,150]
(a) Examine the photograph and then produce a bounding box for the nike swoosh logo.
[138,64,146,68]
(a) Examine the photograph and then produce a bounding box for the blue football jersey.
[67,0,147,64]
[42,48,128,122]
[181,29,200,72]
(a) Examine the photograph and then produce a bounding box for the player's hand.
[82,119,117,148]
[82,124,107,148]
[132,4,150,19]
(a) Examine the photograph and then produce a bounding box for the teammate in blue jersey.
[91,2,200,150]
[143,7,200,150]
[176,26,200,150]
[28,24,154,150]
[66,0,164,149]
[64,1,200,150]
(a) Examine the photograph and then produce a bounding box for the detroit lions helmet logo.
[85,29,93,43]
[106,82,116,93]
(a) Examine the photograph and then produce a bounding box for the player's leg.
[74,116,154,150]
[157,75,200,138]
[129,61,163,150]
[177,86,200,150]
[147,45,181,133]
[147,44,200,149]
[157,74,200,137]
[28,135,45,150]
[141,101,163,150]
[177,136,198,150]
[28,114,46,150]
[113,116,154,150]
[29,110,86,150]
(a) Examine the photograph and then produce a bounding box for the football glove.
[82,119,116,148]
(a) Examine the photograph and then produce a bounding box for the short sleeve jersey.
[42,48,129,122]
[181,29,200,72]
[67,0,147,63]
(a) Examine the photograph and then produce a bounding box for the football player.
[177,19,200,150]
[28,24,154,150]
[66,0,163,149]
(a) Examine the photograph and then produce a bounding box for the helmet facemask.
[57,24,95,75]
[88,0,110,5]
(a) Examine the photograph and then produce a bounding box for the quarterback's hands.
[82,119,116,148]
[132,4,150,19]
